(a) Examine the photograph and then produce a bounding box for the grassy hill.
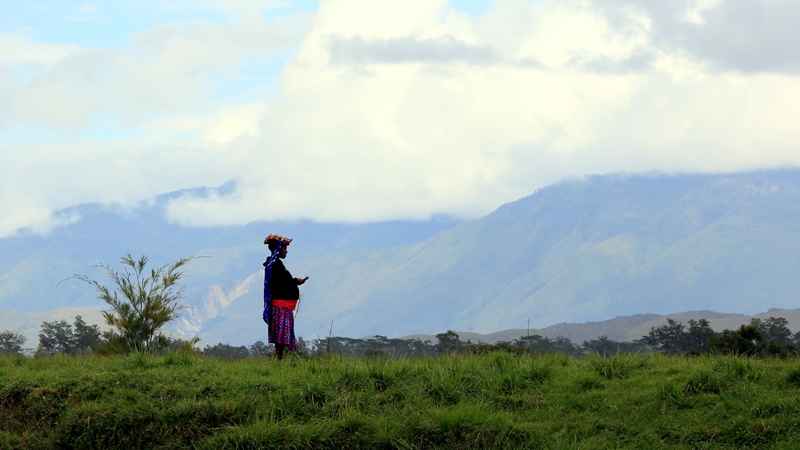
[4,352,800,448]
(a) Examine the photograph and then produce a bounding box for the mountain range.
[406,308,800,346]
[3,170,800,345]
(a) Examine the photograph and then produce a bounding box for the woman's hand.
[296,276,309,285]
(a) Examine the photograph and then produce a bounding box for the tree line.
[165,316,800,359]
[3,315,800,359]
[2,254,799,359]
[640,317,800,357]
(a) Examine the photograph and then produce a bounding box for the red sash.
[271,299,297,310]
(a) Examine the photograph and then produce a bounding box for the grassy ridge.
[3,353,800,449]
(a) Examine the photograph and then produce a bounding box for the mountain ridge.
[402,308,800,346]
[4,170,800,344]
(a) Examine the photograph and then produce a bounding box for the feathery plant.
[71,253,198,353]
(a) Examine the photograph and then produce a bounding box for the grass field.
[3,352,800,449]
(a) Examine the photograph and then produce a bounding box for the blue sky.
[0,0,490,146]
[2,0,800,237]
[3,1,313,46]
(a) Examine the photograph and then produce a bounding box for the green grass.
[3,352,800,449]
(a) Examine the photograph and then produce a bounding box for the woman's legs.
[275,343,286,360]
[269,307,296,360]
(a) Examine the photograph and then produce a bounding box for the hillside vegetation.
[3,352,800,448]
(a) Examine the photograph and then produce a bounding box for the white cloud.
[0,13,311,130]
[0,34,80,65]
[3,0,800,236]
[591,0,800,74]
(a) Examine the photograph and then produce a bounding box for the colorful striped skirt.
[268,306,296,351]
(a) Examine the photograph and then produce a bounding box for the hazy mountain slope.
[401,308,800,346]
[6,171,800,346]
[0,190,461,313]
[279,171,800,340]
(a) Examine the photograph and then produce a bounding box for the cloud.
[0,13,311,130]
[164,0,800,226]
[568,48,657,74]
[3,0,800,237]
[0,34,80,65]
[591,0,800,74]
[328,35,501,65]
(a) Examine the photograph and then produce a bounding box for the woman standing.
[263,234,309,360]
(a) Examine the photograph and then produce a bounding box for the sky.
[2,0,800,238]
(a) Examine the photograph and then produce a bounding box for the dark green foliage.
[310,334,435,357]
[751,317,797,357]
[169,339,272,360]
[248,340,274,357]
[709,324,763,356]
[643,316,799,357]
[582,335,648,355]
[72,315,103,351]
[202,342,250,360]
[38,319,74,355]
[0,331,26,356]
[685,319,716,353]
[435,330,461,353]
[642,318,688,354]
[513,334,583,356]
[38,315,104,355]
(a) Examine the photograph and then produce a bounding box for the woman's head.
[264,234,292,255]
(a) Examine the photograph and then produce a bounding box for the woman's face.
[278,246,288,259]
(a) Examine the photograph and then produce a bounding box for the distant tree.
[550,336,583,356]
[709,324,762,356]
[510,334,583,356]
[435,330,461,354]
[249,340,274,358]
[750,317,796,357]
[163,337,201,355]
[514,334,554,353]
[582,335,648,355]
[39,319,75,355]
[202,343,250,360]
[405,338,435,357]
[38,316,105,355]
[69,253,198,353]
[312,336,369,356]
[582,335,616,355]
[685,319,715,354]
[307,335,435,358]
[468,341,518,355]
[0,331,26,356]
[642,319,688,354]
[295,337,310,356]
[73,315,103,351]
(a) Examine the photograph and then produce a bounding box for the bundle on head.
[264,234,292,252]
